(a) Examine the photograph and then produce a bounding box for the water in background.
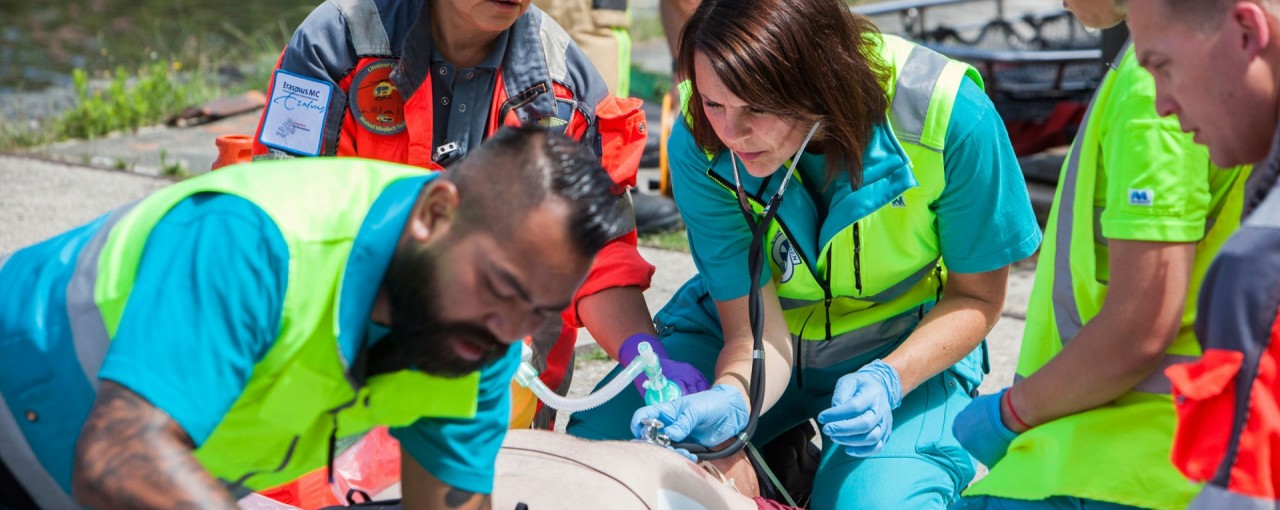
[0,0,320,93]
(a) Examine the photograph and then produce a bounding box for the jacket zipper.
[325,397,361,483]
[825,222,860,344]
[796,309,816,390]
[853,222,863,294]
[823,248,833,341]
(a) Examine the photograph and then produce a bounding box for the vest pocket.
[1166,348,1244,483]
[595,96,646,186]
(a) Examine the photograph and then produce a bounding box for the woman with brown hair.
[567,0,1041,507]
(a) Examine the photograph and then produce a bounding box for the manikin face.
[377,188,588,377]
[1129,0,1280,167]
[693,51,814,178]
[1063,0,1127,29]
[436,0,535,35]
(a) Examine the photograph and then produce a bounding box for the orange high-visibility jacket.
[251,0,653,397]
[1167,169,1280,509]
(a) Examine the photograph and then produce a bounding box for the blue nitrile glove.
[952,388,1019,467]
[618,333,711,399]
[816,359,903,457]
[630,384,749,448]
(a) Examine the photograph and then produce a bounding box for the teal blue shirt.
[670,77,1042,301]
[90,176,516,494]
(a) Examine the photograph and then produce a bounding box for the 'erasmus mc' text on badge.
[259,70,334,156]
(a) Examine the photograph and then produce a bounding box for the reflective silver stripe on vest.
[1012,353,1198,395]
[777,258,939,310]
[862,258,938,304]
[777,296,815,310]
[777,45,947,324]
[890,45,950,152]
[331,0,392,56]
[1189,484,1279,510]
[0,390,79,510]
[773,297,803,308]
[801,308,920,369]
[1052,44,1130,342]
[536,10,572,85]
[1133,354,1201,394]
[66,203,139,390]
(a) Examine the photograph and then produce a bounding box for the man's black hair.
[445,125,627,258]
[364,126,627,378]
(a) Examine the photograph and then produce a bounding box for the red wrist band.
[1003,389,1032,431]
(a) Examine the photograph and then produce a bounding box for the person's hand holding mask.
[630,384,748,460]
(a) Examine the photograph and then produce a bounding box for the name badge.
[259,70,334,156]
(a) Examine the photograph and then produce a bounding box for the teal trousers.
[567,277,986,509]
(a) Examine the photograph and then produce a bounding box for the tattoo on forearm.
[72,381,237,510]
[445,488,478,508]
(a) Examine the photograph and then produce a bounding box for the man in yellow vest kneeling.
[949,1,1252,509]
[0,126,627,510]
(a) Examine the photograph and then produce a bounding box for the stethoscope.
[670,121,822,461]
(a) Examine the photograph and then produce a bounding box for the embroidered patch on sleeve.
[258,70,334,156]
[350,60,406,135]
[1128,188,1155,206]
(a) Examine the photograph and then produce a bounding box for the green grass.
[1,61,234,151]
[59,62,218,141]
[0,124,57,151]
[638,228,689,252]
[158,149,190,178]
[0,62,212,151]
[0,19,288,152]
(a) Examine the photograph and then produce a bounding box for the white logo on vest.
[771,235,801,283]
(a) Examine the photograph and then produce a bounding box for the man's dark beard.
[366,243,509,378]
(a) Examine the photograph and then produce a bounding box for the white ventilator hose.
[514,341,665,413]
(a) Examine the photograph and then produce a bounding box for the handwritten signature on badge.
[273,91,326,113]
